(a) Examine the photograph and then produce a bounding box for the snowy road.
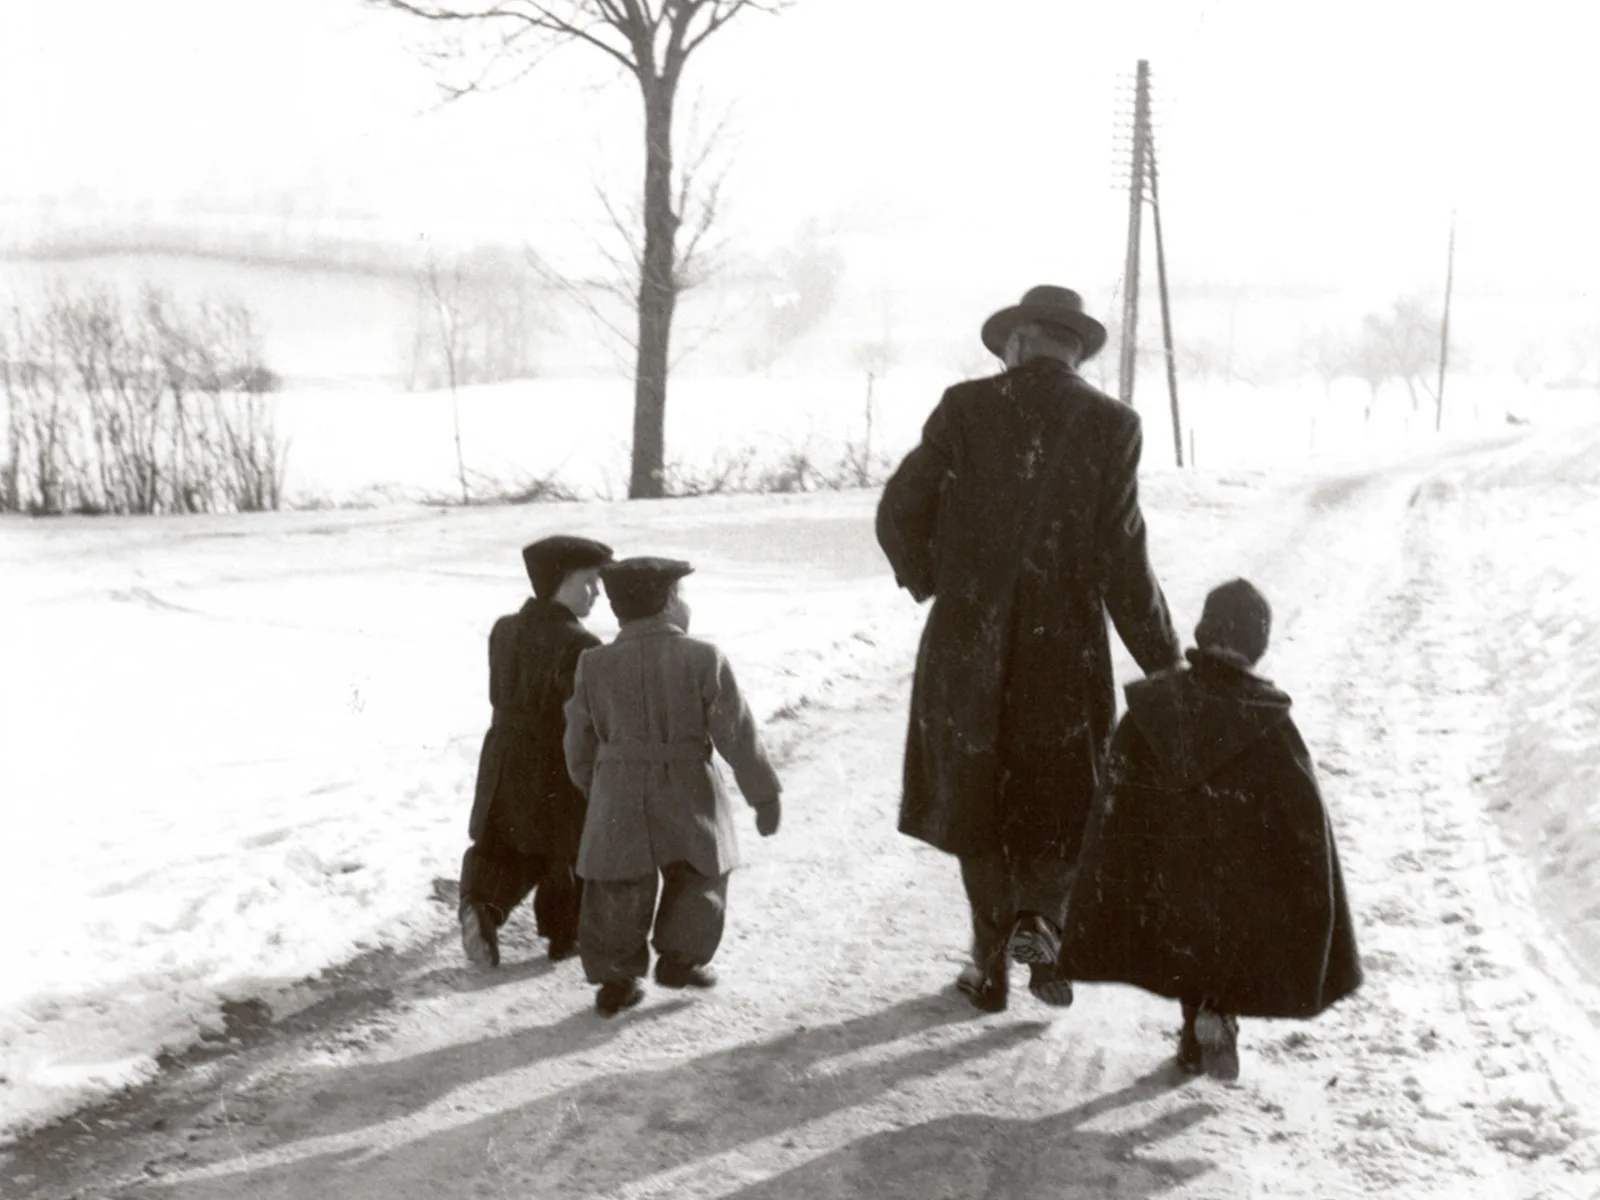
[5,428,1600,1198]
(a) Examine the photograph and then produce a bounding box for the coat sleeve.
[875,393,957,602]
[562,652,599,795]
[703,648,782,807]
[1096,412,1183,676]
[486,616,516,706]
[552,631,600,703]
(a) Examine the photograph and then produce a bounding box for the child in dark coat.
[1058,579,1362,1080]
[460,535,614,968]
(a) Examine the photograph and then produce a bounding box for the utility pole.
[1147,135,1184,468]
[1114,60,1184,465]
[1435,209,1456,433]
[1117,60,1150,408]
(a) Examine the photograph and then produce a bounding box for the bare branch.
[593,182,644,274]
[424,22,563,102]
[525,247,638,367]
[374,0,642,77]
[680,0,790,62]
[671,95,735,290]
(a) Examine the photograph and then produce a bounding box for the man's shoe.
[1027,962,1075,1008]
[1007,912,1062,966]
[460,903,500,969]
[595,979,645,1016]
[547,936,578,963]
[955,963,1008,1013]
[1195,1011,1240,1081]
[655,958,718,989]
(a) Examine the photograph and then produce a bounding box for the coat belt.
[595,740,710,764]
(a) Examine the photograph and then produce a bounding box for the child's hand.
[755,798,781,837]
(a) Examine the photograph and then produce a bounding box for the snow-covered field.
[270,369,1560,506]
[5,382,1600,1197]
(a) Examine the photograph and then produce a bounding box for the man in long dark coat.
[876,285,1182,1013]
[1058,579,1362,1080]
[460,535,614,968]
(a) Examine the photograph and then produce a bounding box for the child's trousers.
[579,861,728,983]
[460,843,581,946]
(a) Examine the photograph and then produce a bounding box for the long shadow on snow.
[131,994,1045,1200]
[184,999,688,1155]
[730,1065,1216,1199]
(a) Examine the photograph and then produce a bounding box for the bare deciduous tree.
[374,0,792,498]
[407,247,545,391]
[422,252,472,504]
[1348,295,1454,428]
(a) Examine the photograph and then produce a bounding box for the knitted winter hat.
[1194,578,1272,665]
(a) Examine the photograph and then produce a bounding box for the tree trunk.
[629,77,678,499]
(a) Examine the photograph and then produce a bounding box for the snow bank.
[1435,433,1600,982]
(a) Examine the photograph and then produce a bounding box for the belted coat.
[564,616,782,881]
[468,597,600,863]
[876,357,1182,862]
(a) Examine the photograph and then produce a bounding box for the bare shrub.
[467,468,581,506]
[660,447,762,497]
[661,439,892,499]
[0,285,286,515]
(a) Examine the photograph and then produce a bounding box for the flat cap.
[522,535,615,599]
[599,556,694,588]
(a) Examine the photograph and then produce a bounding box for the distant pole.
[1147,131,1184,467]
[1117,61,1150,406]
[1435,209,1456,433]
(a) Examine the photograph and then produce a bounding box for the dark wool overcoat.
[1059,649,1364,1019]
[875,357,1182,861]
[467,597,600,863]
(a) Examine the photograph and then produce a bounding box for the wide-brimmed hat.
[980,285,1108,361]
[522,535,614,599]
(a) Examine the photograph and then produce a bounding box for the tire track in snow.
[1273,455,1600,1196]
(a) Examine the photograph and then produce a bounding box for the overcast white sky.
[3,0,1598,300]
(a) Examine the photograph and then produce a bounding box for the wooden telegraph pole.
[1116,60,1184,466]
[1148,136,1183,468]
[1117,61,1149,409]
[1435,209,1457,433]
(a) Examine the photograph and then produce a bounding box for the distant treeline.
[1,221,498,285]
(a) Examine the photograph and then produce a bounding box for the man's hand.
[755,799,782,837]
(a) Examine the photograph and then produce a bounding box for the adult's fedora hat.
[980,285,1108,361]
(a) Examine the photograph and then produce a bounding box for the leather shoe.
[595,979,645,1016]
